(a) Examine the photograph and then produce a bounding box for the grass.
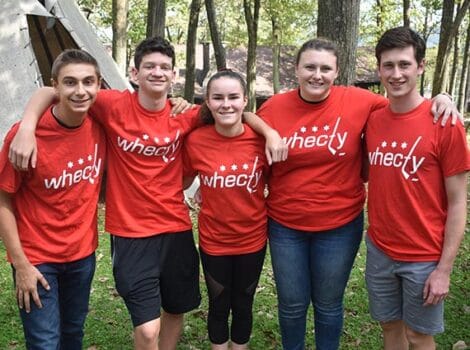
[0,203,469,349]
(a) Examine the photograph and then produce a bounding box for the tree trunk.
[147,0,166,38]
[243,0,261,112]
[420,4,430,95]
[271,16,281,94]
[432,0,470,96]
[184,0,202,102]
[458,15,470,111]
[449,26,460,95]
[205,0,226,70]
[317,0,361,86]
[403,0,411,27]
[112,0,129,77]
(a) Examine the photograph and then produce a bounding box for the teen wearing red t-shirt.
[183,71,269,349]
[0,50,105,349]
[256,38,459,350]
[365,27,469,350]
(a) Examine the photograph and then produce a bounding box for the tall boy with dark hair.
[365,26,469,350]
[0,49,106,349]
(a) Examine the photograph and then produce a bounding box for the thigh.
[268,218,311,305]
[200,249,233,298]
[14,263,61,349]
[365,237,402,322]
[112,235,161,327]
[310,212,363,302]
[399,262,444,335]
[160,230,201,314]
[232,245,266,296]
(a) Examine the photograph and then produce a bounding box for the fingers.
[265,147,273,166]
[440,109,451,127]
[31,289,43,309]
[31,148,38,169]
[431,104,439,124]
[38,274,50,291]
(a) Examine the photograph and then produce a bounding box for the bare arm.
[243,112,287,165]
[431,93,463,126]
[0,191,50,312]
[9,87,56,170]
[423,172,467,306]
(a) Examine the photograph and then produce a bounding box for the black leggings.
[200,246,266,345]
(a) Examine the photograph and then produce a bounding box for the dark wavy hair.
[199,70,247,125]
[375,26,426,65]
[134,36,175,69]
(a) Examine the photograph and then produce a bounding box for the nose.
[151,66,163,76]
[391,66,401,79]
[75,82,86,95]
[312,68,321,79]
[221,98,230,107]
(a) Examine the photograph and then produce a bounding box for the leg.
[268,218,311,350]
[59,253,96,350]
[230,246,266,345]
[405,327,435,350]
[112,235,162,349]
[159,311,183,350]
[134,319,160,350]
[200,249,232,346]
[159,231,201,349]
[310,212,363,350]
[380,320,408,350]
[14,264,61,349]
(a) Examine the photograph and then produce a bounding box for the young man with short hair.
[0,49,106,349]
[9,36,285,350]
[365,26,470,350]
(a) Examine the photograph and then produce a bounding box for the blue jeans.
[14,253,96,350]
[268,213,363,350]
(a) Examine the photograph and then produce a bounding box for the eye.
[63,79,75,86]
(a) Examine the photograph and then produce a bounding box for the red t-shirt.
[366,100,470,262]
[257,86,387,231]
[89,90,200,237]
[183,125,268,255]
[0,107,106,264]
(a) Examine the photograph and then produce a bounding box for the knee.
[135,320,160,345]
[380,320,405,333]
[405,327,434,348]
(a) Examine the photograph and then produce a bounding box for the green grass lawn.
[0,204,469,349]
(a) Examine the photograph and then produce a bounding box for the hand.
[8,126,37,171]
[169,97,195,116]
[431,94,463,126]
[14,263,50,313]
[422,268,450,306]
[193,187,202,205]
[265,130,288,165]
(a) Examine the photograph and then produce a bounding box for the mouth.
[388,81,405,88]
[307,81,324,87]
[70,98,91,105]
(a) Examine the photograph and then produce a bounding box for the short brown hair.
[375,27,426,65]
[51,49,101,81]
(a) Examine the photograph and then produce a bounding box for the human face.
[206,77,247,137]
[378,46,424,101]
[295,49,338,102]
[132,52,175,97]
[53,63,100,124]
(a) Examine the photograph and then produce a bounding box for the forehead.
[379,45,416,63]
[208,77,244,94]
[57,63,98,79]
[298,49,337,65]
[140,52,173,66]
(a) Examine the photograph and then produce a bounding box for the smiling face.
[378,45,424,102]
[132,52,175,98]
[206,76,247,137]
[295,49,338,102]
[53,63,100,124]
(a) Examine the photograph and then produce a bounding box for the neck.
[53,105,86,127]
[215,123,244,138]
[299,88,330,103]
[388,90,424,114]
[138,90,167,111]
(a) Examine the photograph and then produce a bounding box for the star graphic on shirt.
[323,125,330,131]
[231,164,238,171]
[142,134,149,140]
[401,142,408,149]
[220,165,226,171]
[154,137,160,144]
[300,126,307,133]
[164,137,171,143]
[242,163,249,170]
[312,126,318,132]
[67,161,74,168]
[381,141,387,148]
[78,158,84,165]
[391,141,397,148]
[87,155,93,161]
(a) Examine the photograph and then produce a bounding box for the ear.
[130,66,139,82]
[417,59,425,75]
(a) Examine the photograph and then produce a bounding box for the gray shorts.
[365,236,444,335]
